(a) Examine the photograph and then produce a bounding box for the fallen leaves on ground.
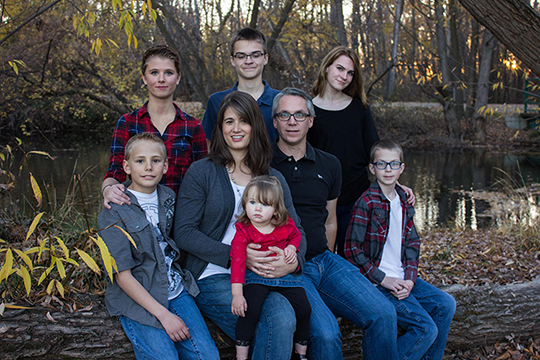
[420,229,540,359]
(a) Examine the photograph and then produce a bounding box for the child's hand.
[388,279,415,300]
[158,310,191,342]
[232,294,248,317]
[284,245,297,264]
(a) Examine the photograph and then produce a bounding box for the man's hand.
[398,182,416,206]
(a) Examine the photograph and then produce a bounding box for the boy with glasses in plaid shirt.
[345,139,456,360]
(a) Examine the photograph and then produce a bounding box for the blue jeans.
[302,251,399,360]
[378,279,456,360]
[118,291,220,360]
[195,274,296,360]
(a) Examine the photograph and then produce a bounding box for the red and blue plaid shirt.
[105,102,207,194]
[344,181,420,285]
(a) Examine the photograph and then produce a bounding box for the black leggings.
[235,284,311,346]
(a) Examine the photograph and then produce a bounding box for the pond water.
[6,143,540,233]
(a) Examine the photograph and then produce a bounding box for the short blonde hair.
[124,133,167,161]
[237,175,290,227]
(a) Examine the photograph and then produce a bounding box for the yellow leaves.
[45,279,65,297]
[8,60,26,75]
[113,225,137,250]
[29,172,42,207]
[0,249,14,284]
[90,235,117,282]
[16,267,31,295]
[27,151,54,160]
[26,212,44,241]
[13,249,33,271]
[491,81,504,90]
[76,249,100,275]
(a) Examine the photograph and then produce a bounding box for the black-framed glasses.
[274,112,310,122]
[372,160,403,170]
[232,51,265,61]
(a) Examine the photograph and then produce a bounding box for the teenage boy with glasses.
[202,27,281,145]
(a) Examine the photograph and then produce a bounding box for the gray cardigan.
[174,158,307,280]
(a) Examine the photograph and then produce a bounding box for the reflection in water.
[398,149,540,232]
[6,145,540,233]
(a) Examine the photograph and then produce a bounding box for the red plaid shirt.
[105,102,207,194]
[344,181,420,285]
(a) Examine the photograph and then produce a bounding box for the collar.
[231,81,274,106]
[271,140,316,164]
[139,101,186,122]
[371,180,407,203]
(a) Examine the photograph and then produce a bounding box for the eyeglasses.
[274,112,310,122]
[232,51,265,61]
[372,160,403,170]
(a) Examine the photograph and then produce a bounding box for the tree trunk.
[385,0,405,99]
[465,19,480,119]
[266,0,296,55]
[249,0,261,29]
[458,0,540,76]
[435,0,461,138]
[2,278,540,359]
[449,0,464,120]
[331,0,347,46]
[473,30,496,141]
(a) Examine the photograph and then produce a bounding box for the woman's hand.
[102,181,131,209]
[246,243,279,276]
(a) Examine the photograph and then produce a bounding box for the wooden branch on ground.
[1,278,539,359]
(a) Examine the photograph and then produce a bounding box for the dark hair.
[237,175,290,227]
[272,87,315,117]
[313,46,368,107]
[125,133,167,161]
[209,92,272,176]
[370,139,404,163]
[230,27,267,55]
[141,45,181,75]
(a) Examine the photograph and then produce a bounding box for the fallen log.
[1,278,539,359]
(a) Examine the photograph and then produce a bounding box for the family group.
[98,27,456,360]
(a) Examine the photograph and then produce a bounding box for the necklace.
[226,166,243,199]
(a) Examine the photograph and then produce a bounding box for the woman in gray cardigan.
[174,91,307,360]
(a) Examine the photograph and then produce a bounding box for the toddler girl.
[230,175,311,360]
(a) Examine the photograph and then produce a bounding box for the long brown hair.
[209,92,272,176]
[312,46,368,107]
[237,175,290,227]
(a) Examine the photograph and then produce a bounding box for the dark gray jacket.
[174,158,306,280]
[98,184,198,329]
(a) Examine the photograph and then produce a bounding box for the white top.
[199,180,245,280]
[128,189,184,299]
[378,191,405,280]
